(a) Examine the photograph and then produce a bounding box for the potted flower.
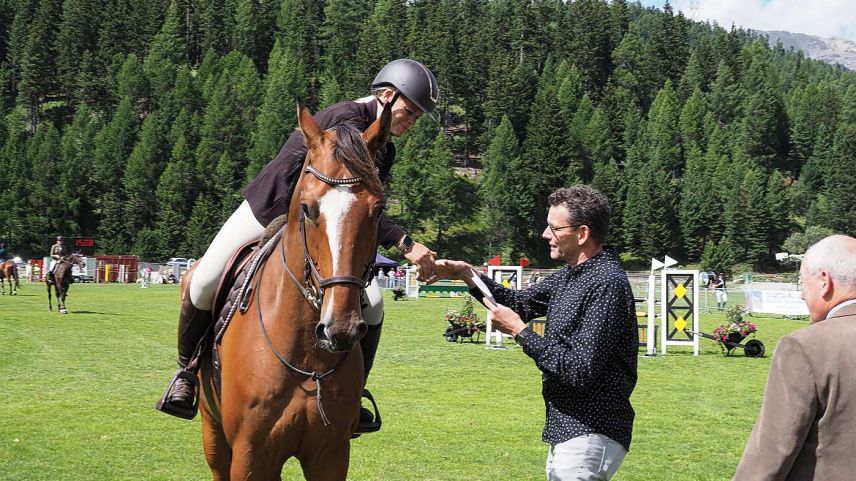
[711,305,757,355]
[443,295,485,343]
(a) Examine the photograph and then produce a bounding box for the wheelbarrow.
[689,330,765,357]
[443,320,487,344]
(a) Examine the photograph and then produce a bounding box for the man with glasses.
[436,185,638,481]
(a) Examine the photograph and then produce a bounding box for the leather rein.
[250,164,375,426]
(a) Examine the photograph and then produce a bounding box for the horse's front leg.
[46,283,53,311]
[201,409,232,481]
[228,436,287,481]
[59,288,67,314]
[300,439,351,481]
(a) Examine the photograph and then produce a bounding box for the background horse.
[196,99,391,480]
[0,260,19,295]
[47,254,84,313]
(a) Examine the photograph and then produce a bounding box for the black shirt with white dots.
[471,248,638,450]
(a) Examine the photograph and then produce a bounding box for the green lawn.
[0,282,807,480]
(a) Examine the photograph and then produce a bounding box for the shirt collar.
[565,247,614,276]
[826,298,856,319]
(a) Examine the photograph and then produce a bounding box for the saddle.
[206,231,284,396]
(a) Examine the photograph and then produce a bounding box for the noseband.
[283,165,376,312]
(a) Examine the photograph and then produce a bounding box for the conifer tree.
[650,3,689,88]
[277,0,323,106]
[234,0,278,71]
[55,0,99,101]
[184,193,221,257]
[350,0,407,99]
[246,42,307,181]
[59,103,101,237]
[823,124,856,234]
[153,133,195,260]
[591,157,625,250]
[479,115,519,252]
[644,80,682,178]
[388,115,438,233]
[320,0,370,98]
[679,87,708,153]
[424,129,458,247]
[144,1,186,113]
[565,0,614,97]
[122,111,170,248]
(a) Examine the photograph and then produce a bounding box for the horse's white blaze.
[319,186,357,326]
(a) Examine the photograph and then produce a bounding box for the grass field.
[0,282,808,480]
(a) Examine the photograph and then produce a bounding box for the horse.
[196,98,391,480]
[47,254,85,313]
[0,260,19,295]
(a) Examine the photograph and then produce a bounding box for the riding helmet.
[371,59,440,120]
[56,236,63,241]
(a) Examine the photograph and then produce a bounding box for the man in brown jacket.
[734,234,856,480]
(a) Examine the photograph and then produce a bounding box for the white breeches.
[189,201,266,310]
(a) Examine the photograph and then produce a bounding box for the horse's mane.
[333,122,384,198]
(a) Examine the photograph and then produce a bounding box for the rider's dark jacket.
[242,99,405,250]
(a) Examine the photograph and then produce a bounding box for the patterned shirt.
[471,248,638,449]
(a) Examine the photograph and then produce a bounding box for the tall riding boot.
[355,323,383,436]
[156,296,212,420]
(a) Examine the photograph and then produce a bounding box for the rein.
[251,164,375,426]
[252,244,349,426]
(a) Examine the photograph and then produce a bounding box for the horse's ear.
[363,95,394,156]
[297,97,322,150]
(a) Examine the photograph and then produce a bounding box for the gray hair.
[804,235,856,287]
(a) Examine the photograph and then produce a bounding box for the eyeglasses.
[548,224,582,237]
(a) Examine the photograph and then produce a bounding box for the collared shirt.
[470,249,638,449]
[827,298,856,319]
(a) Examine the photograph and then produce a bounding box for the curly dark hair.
[547,185,610,244]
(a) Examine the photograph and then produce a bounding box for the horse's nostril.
[315,323,327,340]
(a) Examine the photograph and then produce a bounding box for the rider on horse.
[158,59,441,435]
[0,242,7,262]
[48,236,67,281]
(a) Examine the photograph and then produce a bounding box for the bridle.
[244,163,377,426]
[282,164,376,312]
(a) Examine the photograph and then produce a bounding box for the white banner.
[744,290,809,316]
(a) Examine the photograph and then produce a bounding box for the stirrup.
[353,389,382,438]
[155,369,199,420]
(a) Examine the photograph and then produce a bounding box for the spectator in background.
[734,235,856,480]
[714,273,727,310]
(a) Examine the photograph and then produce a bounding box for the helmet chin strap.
[379,90,401,108]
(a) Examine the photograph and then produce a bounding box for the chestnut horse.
[195,99,391,480]
[47,254,85,313]
[0,260,19,295]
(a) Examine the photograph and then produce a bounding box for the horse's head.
[66,254,85,270]
[289,98,391,352]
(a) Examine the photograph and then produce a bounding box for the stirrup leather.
[155,369,199,420]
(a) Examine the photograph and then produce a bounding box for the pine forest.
[0,0,854,272]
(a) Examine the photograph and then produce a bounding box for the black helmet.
[371,58,440,120]
[56,236,63,241]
